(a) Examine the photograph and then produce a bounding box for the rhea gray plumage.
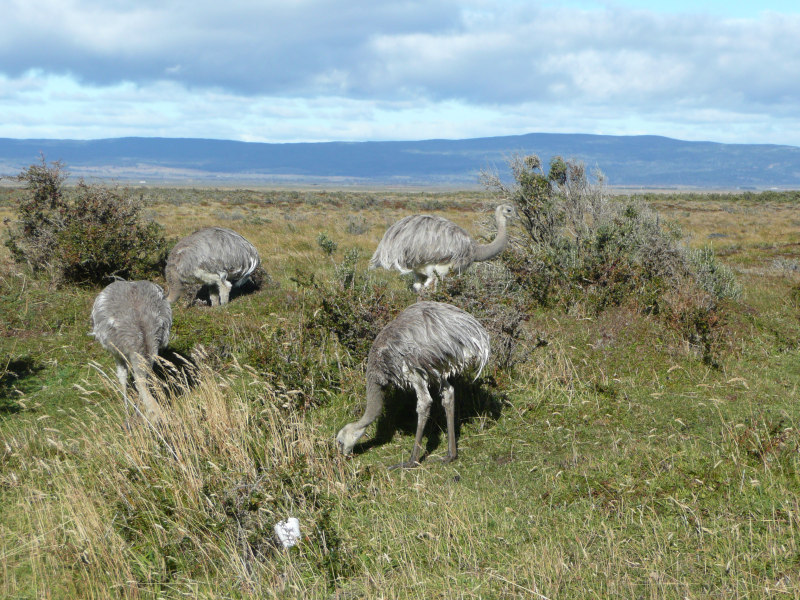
[90,280,172,422]
[336,301,490,468]
[369,204,515,292]
[166,226,260,305]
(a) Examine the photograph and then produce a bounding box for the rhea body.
[336,301,490,468]
[90,280,172,422]
[166,226,260,305]
[369,204,515,292]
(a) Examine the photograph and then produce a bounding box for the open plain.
[1,187,800,598]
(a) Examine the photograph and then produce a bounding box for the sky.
[1,0,800,146]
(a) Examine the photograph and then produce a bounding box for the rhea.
[336,301,490,468]
[369,204,515,292]
[90,280,172,423]
[166,226,260,306]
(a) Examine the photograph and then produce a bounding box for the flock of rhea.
[90,204,515,468]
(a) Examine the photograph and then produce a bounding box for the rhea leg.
[217,278,233,305]
[115,361,131,420]
[390,375,433,469]
[131,361,164,424]
[193,269,230,306]
[440,380,457,463]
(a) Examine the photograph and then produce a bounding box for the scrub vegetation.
[4,158,170,285]
[1,161,800,598]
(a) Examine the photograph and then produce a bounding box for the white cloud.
[1,1,800,144]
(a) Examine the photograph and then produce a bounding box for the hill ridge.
[2,133,799,188]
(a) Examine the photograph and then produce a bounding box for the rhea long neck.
[472,211,509,262]
[354,376,385,428]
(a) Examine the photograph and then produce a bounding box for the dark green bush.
[245,320,338,409]
[306,248,402,363]
[5,159,169,284]
[245,251,403,408]
[316,232,337,256]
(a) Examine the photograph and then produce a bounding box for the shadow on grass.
[152,347,200,396]
[0,356,44,414]
[353,376,506,464]
[190,266,272,307]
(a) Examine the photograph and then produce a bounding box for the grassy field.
[1,187,800,598]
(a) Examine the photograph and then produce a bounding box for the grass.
[2,188,800,598]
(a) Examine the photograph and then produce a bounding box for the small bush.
[4,158,68,271]
[660,280,727,366]
[316,232,338,256]
[246,252,390,408]
[306,248,401,363]
[5,158,169,285]
[245,319,338,409]
[687,246,742,301]
[344,215,369,235]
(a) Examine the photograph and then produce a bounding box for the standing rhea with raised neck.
[165,226,260,306]
[336,301,491,469]
[369,204,516,292]
[90,280,172,423]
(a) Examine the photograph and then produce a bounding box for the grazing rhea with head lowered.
[336,301,490,469]
[166,226,260,306]
[369,204,515,292]
[90,280,172,423]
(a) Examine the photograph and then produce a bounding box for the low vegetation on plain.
[1,159,799,598]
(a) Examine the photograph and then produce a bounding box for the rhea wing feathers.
[369,215,475,273]
[169,227,260,283]
[367,301,490,390]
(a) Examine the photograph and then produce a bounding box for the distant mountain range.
[2,133,800,189]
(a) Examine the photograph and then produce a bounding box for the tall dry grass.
[1,356,351,598]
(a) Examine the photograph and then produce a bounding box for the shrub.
[660,280,728,366]
[5,158,169,285]
[481,155,732,312]
[686,246,742,301]
[245,318,339,410]
[306,248,401,363]
[345,214,369,235]
[316,232,338,256]
[4,158,68,271]
[247,250,397,407]
[480,154,740,364]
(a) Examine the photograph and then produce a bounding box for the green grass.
[2,189,800,598]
